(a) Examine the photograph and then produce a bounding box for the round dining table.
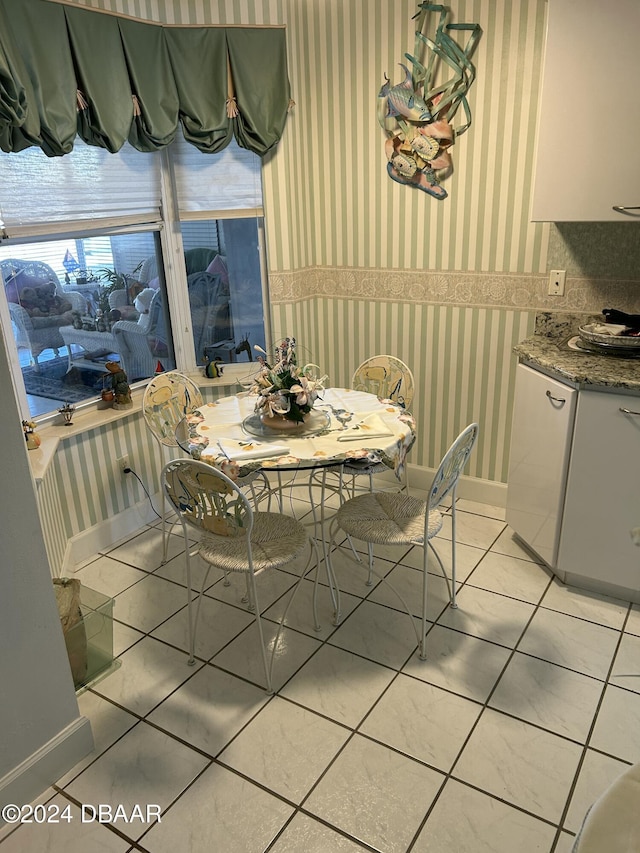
[175,387,416,481]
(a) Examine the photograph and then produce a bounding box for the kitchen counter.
[514,312,640,394]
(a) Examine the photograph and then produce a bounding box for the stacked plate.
[578,323,640,356]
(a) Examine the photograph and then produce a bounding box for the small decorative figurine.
[203,349,224,378]
[235,333,253,361]
[96,310,107,332]
[22,419,41,449]
[104,361,133,409]
[58,403,75,426]
[100,374,115,406]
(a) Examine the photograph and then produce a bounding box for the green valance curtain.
[0,0,290,158]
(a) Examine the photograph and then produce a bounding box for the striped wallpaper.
[37,0,640,574]
[36,386,224,574]
[265,0,550,274]
[271,298,532,481]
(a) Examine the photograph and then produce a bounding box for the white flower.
[290,378,314,407]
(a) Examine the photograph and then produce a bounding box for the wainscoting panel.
[36,384,238,575]
[271,297,535,486]
[50,417,159,539]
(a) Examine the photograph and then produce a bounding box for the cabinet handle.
[546,390,566,405]
[620,407,640,416]
[613,206,640,217]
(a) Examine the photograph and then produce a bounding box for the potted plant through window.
[95,263,144,327]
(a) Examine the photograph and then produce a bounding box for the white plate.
[242,409,330,439]
[578,324,640,349]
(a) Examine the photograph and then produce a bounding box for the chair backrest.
[428,423,479,512]
[1,258,62,304]
[188,270,233,358]
[143,371,204,447]
[145,288,167,345]
[351,355,415,410]
[162,458,252,540]
[108,289,129,310]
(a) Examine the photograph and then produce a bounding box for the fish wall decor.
[378,2,482,200]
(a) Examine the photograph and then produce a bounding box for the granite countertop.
[514,312,640,394]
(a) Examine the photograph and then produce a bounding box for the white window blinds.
[171,133,263,217]
[0,139,161,237]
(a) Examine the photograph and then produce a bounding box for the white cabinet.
[506,364,577,567]
[531,0,640,222]
[507,362,640,599]
[557,391,640,593]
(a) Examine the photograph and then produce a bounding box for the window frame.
[0,147,271,423]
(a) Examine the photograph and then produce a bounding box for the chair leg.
[449,492,458,609]
[184,534,196,665]
[308,468,338,617]
[420,544,429,660]
[160,486,170,564]
[274,471,285,512]
[366,542,374,586]
[248,571,273,694]
[268,539,321,691]
[403,461,410,495]
[157,444,176,565]
[242,573,254,609]
[319,546,340,626]
[187,553,213,666]
[245,543,320,695]
[326,518,344,625]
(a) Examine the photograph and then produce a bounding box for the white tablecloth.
[181,388,416,479]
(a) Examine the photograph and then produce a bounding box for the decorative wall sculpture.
[377,2,481,200]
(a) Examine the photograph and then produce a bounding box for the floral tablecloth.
[180,388,416,480]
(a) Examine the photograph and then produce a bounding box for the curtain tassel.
[132,94,142,117]
[226,97,239,118]
[76,90,88,111]
[288,98,296,112]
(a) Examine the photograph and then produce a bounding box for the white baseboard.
[0,717,93,820]
[401,464,507,507]
[63,494,161,573]
[62,467,506,574]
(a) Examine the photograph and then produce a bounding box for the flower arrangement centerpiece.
[251,337,327,425]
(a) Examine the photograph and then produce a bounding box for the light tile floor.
[2,488,639,852]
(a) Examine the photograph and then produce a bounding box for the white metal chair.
[327,423,479,660]
[143,370,269,563]
[351,354,415,409]
[143,371,205,563]
[162,458,322,693]
[343,354,416,495]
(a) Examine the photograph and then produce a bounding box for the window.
[180,218,268,367]
[0,231,172,417]
[0,134,270,419]
[170,131,268,368]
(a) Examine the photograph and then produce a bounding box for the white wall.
[0,327,92,812]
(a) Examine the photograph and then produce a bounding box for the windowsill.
[27,362,259,483]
